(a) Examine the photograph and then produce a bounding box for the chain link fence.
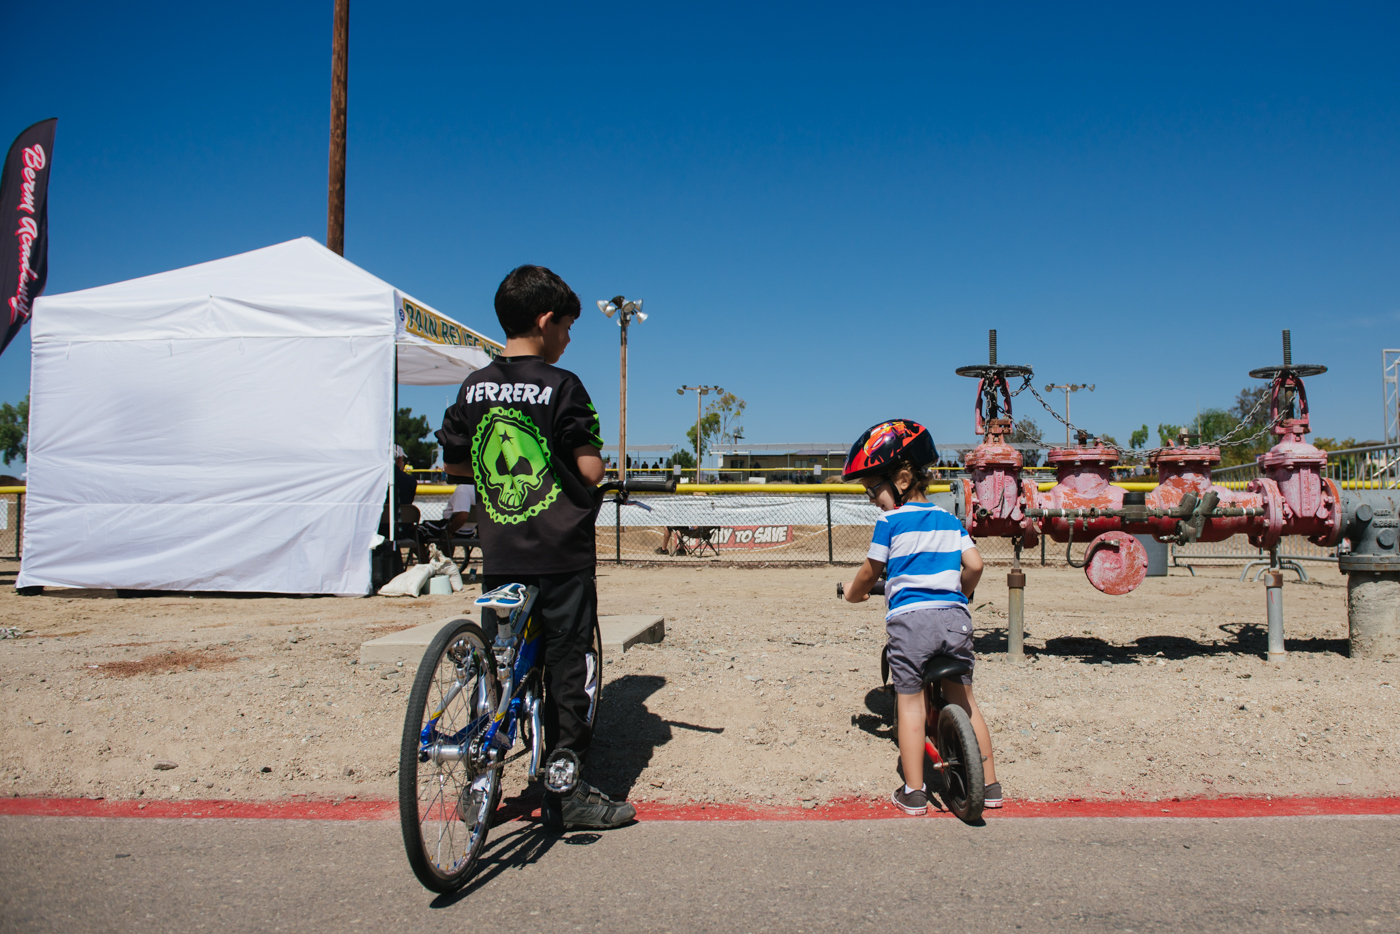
[0,493,19,558]
[591,492,1086,566]
[159,451,1400,572]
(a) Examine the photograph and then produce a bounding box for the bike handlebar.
[836,580,885,599]
[596,477,678,497]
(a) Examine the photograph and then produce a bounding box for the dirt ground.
[2,557,1396,809]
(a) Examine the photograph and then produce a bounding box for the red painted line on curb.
[3,795,1399,822]
[0,797,397,821]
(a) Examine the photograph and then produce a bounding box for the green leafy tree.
[395,407,438,469]
[0,395,28,466]
[665,449,696,470]
[1129,424,1149,449]
[1156,423,1181,447]
[685,411,722,459]
[684,391,746,459]
[1195,408,1239,444]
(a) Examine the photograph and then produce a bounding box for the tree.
[395,407,438,469]
[665,449,695,470]
[1156,423,1181,447]
[1130,424,1150,449]
[1195,408,1239,444]
[0,395,27,466]
[685,411,722,459]
[1233,385,1270,428]
[1009,417,1043,466]
[685,391,746,459]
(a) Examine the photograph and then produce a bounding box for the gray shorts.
[885,605,975,694]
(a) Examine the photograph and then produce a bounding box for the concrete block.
[599,615,665,653]
[359,617,471,666]
[358,614,665,665]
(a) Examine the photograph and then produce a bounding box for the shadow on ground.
[973,623,1348,663]
[587,673,726,800]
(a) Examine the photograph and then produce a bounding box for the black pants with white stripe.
[480,569,599,761]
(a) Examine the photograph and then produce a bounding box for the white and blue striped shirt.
[868,502,975,619]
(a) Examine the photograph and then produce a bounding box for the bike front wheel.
[934,703,985,823]
[399,619,500,893]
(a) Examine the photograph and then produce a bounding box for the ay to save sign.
[713,525,792,549]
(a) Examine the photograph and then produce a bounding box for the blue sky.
[3,1,1397,469]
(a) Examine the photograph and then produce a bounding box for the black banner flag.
[0,118,57,358]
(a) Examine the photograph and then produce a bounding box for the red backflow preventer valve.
[1244,331,1344,551]
[954,330,1039,547]
[1021,329,1338,595]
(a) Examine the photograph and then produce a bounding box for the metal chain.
[1012,378,1280,462]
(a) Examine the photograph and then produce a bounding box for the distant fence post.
[826,492,833,564]
[615,499,621,565]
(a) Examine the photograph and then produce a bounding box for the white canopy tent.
[16,237,499,595]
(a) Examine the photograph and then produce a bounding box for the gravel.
[2,559,1396,807]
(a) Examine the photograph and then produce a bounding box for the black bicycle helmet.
[842,419,938,482]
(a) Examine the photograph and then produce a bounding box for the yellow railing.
[581,481,1163,495]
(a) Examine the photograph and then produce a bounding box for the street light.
[598,296,647,482]
[1044,382,1095,446]
[677,384,722,484]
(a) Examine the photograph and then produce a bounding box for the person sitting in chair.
[443,480,478,536]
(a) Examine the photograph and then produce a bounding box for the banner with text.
[399,296,502,357]
[1,119,56,358]
[713,525,793,549]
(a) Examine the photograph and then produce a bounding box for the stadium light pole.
[677,385,722,484]
[1044,383,1095,446]
[597,296,646,482]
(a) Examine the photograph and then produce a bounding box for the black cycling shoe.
[542,781,636,830]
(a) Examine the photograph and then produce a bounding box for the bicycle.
[398,477,673,893]
[838,580,985,823]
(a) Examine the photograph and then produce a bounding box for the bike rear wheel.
[934,704,985,823]
[399,619,500,893]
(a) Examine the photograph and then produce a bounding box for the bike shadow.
[428,820,591,908]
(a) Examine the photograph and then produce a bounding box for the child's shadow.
[590,673,725,800]
[852,686,895,740]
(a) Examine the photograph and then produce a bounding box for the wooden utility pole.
[327,0,349,255]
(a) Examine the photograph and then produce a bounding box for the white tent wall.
[17,239,399,595]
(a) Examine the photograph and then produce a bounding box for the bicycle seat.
[922,655,972,685]
[475,583,530,615]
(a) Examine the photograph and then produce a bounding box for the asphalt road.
[2,815,1398,933]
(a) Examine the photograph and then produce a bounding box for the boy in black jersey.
[436,265,632,830]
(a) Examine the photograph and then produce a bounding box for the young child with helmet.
[841,419,1002,814]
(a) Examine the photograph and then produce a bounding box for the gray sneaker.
[891,785,928,815]
[545,781,636,830]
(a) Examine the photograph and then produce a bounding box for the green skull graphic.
[472,408,559,524]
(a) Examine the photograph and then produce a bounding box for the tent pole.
[389,354,397,577]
